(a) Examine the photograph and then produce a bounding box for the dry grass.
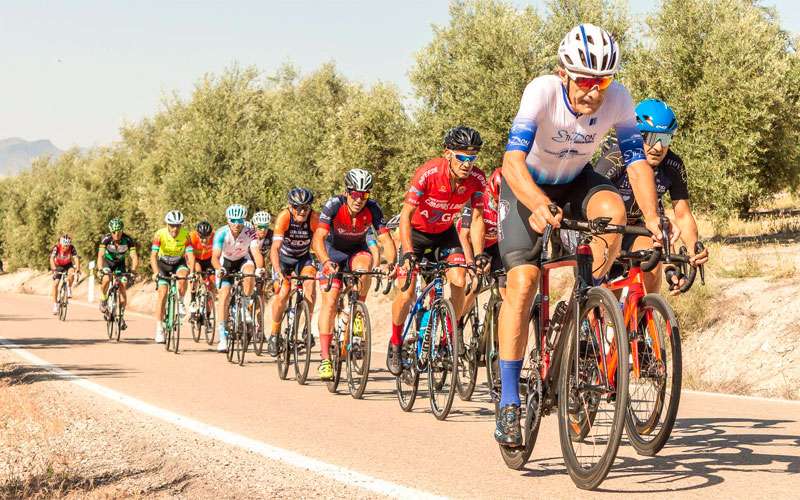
[683,371,755,396]
[716,254,765,278]
[666,279,717,335]
[695,192,800,243]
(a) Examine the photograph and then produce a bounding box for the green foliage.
[1,0,797,271]
[624,0,800,216]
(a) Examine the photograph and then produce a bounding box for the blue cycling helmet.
[635,99,678,134]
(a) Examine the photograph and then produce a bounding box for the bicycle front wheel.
[326,326,343,393]
[428,299,459,420]
[252,295,266,356]
[168,294,181,354]
[484,299,501,398]
[558,286,628,490]
[456,305,480,401]
[625,293,682,457]
[114,294,123,342]
[277,306,292,379]
[204,292,216,345]
[293,300,312,385]
[58,281,68,321]
[105,293,115,340]
[346,301,372,399]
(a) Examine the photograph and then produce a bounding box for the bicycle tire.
[558,286,628,490]
[58,279,68,321]
[428,298,459,420]
[169,293,181,354]
[105,291,115,340]
[326,322,343,393]
[396,323,420,412]
[204,293,216,345]
[346,301,372,399]
[252,294,266,356]
[484,300,501,397]
[190,287,202,343]
[226,301,237,363]
[163,292,174,352]
[293,299,312,385]
[456,305,479,401]
[114,294,123,342]
[499,303,541,469]
[238,299,251,366]
[276,304,292,379]
[625,293,682,457]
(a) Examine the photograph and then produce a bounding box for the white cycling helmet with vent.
[164,210,185,225]
[225,204,247,221]
[344,168,374,192]
[252,211,271,226]
[558,23,619,77]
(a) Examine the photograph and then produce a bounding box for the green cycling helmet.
[108,218,124,232]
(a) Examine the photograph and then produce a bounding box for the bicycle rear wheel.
[168,293,181,354]
[163,294,174,352]
[625,293,681,457]
[238,300,251,366]
[293,300,312,385]
[326,325,343,393]
[191,287,203,343]
[252,294,266,356]
[346,301,372,399]
[428,299,459,420]
[204,293,216,345]
[456,305,479,401]
[114,294,123,342]
[484,300,501,398]
[58,280,68,321]
[558,286,628,490]
[277,306,292,379]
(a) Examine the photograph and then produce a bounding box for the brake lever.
[695,241,706,286]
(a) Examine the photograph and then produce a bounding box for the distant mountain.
[0,137,63,177]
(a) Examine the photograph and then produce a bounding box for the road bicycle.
[458,270,505,402]
[497,211,633,490]
[276,275,317,384]
[54,271,71,321]
[157,274,189,354]
[323,269,392,399]
[608,211,705,456]
[103,270,134,341]
[394,260,470,420]
[189,269,216,345]
[250,274,273,356]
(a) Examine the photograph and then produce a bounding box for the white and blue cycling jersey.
[213,225,259,261]
[506,74,645,185]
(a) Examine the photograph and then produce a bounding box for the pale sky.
[1,0,797,149]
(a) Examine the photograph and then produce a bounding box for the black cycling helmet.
[196,220,213,237]
[443,126,483,152]
[287,187,314,207]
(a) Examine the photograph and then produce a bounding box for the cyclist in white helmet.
[250,210,273,339]
[150,210,195,343]
[493,23,678,446]
[211,204,266,352]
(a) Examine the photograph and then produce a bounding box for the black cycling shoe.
[387,344,403,376]
[267,335,278,357]
[120,319,128,330]
[495,404,523,447]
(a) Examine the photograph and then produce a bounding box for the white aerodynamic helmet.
[225,204,247,221]
[558,23,620,77]
[344,168,374,192]
[252,211,271,226]
[164,210,185,225]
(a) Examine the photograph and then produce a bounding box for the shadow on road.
[518,417,800,493]
[0,315,43,322]
[2,337,153,349]
[0,363,137,385]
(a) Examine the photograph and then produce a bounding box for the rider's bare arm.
[312,226,331,265]
[399,203,415,258]
[470,204,486,257]
[672,199,707,264]
[377,231,396,266]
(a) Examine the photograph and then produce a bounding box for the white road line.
[0,337,445,500]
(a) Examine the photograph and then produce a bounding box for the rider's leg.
[445,266,467,320]
[242,261,256,295]
[497,265,539,407]
[350,252,372,301]
[51,274,59,303]
[584,188,626,280]
[271,279,291,334]
[156,283,168,322]
[390,271,416,346]
[176,267,190,296]
[317,283,341,360]
[101,274,111,301]
[301,265,317,312]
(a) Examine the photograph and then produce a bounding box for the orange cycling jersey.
[189,230,214,261]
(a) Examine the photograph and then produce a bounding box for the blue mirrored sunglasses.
[454,153,478,163]
[228,218,245,225]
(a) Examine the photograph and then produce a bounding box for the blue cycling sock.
[499,359,523,407]
[592,274,608,286]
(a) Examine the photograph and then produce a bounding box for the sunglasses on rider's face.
[228,218,245,225]
[571,74,613,91]
[454,153,478,164]
[348,190,370,200]
[256,224,269,230]
[291,204,311,213]
[643,132,673,149]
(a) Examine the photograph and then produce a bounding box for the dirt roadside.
[0,346,380,499]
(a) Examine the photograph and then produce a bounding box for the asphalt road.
[1,292,799,498]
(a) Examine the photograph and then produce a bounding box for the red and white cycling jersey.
[51,244,77,267]
[404,157,486,234]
